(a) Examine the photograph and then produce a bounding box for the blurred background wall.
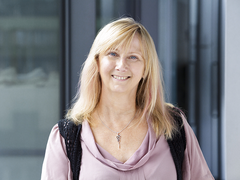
[225,0,240,179]
[0,0,238,179]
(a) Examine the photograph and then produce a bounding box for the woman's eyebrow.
[128,51,143,57]
[108,47,119,52]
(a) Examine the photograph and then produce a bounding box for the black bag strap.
[58,108,186,180]
[167,107,186,180]
[58,119,82,180]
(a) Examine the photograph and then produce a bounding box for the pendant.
[116,133,121,149]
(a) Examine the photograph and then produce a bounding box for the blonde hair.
[66,17,178,139]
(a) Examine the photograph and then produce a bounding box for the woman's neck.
[96,91,137,125]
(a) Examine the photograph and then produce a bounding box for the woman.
[41,18,214,180]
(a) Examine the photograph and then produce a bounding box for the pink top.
[41,116,214,180]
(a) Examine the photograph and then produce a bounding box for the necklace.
[97,110,136,149]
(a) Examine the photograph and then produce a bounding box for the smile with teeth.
[112,75,129,80]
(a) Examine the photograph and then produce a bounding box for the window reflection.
[0,0,60,179]
[96,0,139,32]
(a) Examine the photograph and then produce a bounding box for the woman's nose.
[115,58,127,71]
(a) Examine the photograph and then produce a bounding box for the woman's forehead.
[104,34,144,54]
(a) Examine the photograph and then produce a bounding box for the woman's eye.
[129,56,138,60]
[109,52,117,57]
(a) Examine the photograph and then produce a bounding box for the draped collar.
[81,118,161,171]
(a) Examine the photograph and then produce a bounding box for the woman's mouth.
[112,75,130,80]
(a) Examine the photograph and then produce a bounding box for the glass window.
[96,0,139,32]
[0,0,61,179]
[158,0,220,177]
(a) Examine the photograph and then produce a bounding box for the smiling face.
[98,33,145,96]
